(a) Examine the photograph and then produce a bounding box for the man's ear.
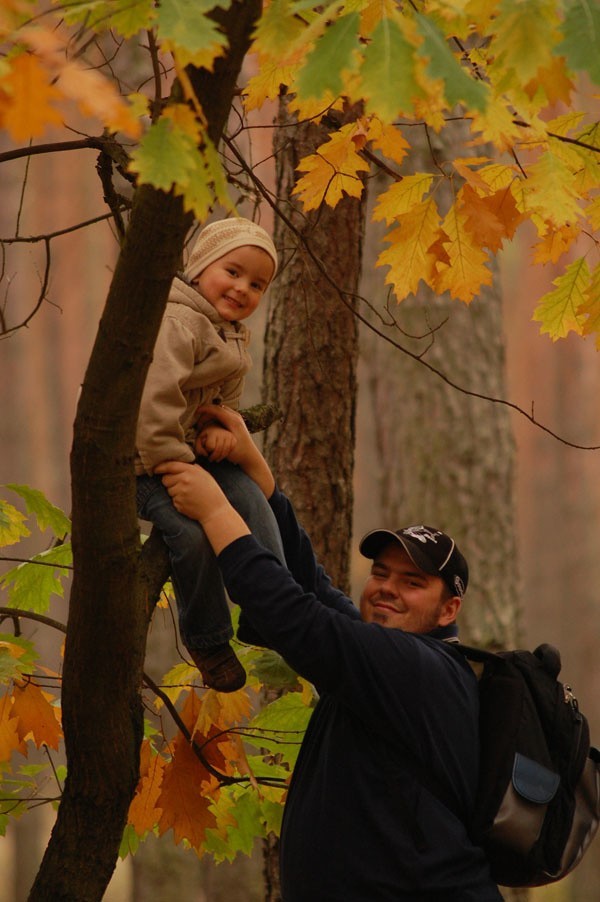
[438,595,461,626]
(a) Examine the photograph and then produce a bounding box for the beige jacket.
[135,278,251,475]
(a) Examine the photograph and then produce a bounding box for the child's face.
[193,245,275,322]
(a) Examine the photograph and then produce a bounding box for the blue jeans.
[137,460,284,651]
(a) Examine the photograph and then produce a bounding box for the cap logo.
[401,526,443,545]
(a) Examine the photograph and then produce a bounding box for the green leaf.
[416,14,488,111]
[249,649,301,690]
[359,17,423,121]
[0,500,30,548]
[246,691,313,768]
[532,257,590,340]
[6,484,70,537]
[128,119,198,191]
[1,543,72,614]
[156,0,231,52]
[296,12,361,99]
[559,0,600,85]
[56,0,156,36]
[0,635,38,683]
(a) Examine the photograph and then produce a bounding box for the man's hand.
[196,424,237,462]
[155,460,250,554]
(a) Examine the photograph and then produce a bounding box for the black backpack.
[453,642,600,887]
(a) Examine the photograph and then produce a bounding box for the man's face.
[359,542,461,634]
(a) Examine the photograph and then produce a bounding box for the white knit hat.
[184,218,278,283]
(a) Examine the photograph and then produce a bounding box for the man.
[157,405,501,902]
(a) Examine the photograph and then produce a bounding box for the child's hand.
[196,424,237,462]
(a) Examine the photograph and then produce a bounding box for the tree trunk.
[260,96,367,899]
[28,4,261,899]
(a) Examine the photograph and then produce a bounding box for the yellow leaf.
[243,56,296,111]
[372,174,435,224]
[293,123,369,210]
[376,197,441,300]
[0,53,62,139]
[586,195,600,233]
[578,262,600,348]
[522,151,582,227]
[366,116,410,165]
[468,97,525,153]
[0,500,30,547]
[433,201,493,303]
[532,257,590,341]
[11,681,61,750]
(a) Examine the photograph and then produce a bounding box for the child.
[135,218,284,692]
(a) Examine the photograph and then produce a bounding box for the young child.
[135,218,284,692]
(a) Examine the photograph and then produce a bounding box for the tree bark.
[260,96,367,899]
[28,3,261,899]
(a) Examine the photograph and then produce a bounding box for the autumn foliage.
[1,0,599,343]
[1,0,600,869]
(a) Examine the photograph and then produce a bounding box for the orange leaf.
[459,184,522,253]
[157,736,217,850]
[0,54,62,140]
[0,692,22,762]
[376,197,441,300]
[11,681,61,750]
[533,223,580,264]
[128,740,166,834]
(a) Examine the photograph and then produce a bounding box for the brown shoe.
[189,643,246,692]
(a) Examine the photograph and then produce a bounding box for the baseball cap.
[359,525,468,598]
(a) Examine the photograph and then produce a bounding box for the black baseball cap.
[359,525,469,598]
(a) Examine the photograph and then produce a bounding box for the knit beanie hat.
[184,218,278,283]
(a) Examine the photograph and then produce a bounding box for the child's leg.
[199,460,285,647]
[136,474,245,690]
[200,459,285,564]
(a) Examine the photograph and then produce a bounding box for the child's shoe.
[189,643,246,692]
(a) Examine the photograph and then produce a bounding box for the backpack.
[454,642,600,888]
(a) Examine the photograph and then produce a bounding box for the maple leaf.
[0,500,30,548]
[376,197,442,300]
[522,151,582,227]
[157,739,216,850]
[243,56,296,111]
[128,740,165,835]
[296,11,360,100]
[193,687,252,736]
[0,53,62,140]
[11,681,61,751]
[372,174,436,224]
[57,0,156,38]
[532,257,590,340]
[459,184,522,252]
[6,484,70,536]
[1,543,71,613]
[558,0,600,85]
[578,262,600,349]
[433,200,493,303]
[293,122,369,210]
[0,637,37,683]
[524,55,574,106]
[416,13,488,112]
[366,117,410,165]
[359,15,424,121]
[156,0,230,65]
[0,693,22,763]
[490,0,561,85]
[533,223,580,264]
[129,119,197,191]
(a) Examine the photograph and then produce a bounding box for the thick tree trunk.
[263,99,366,591]
[28,4,261,899]
[260,97,367,899]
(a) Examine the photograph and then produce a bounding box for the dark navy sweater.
[218,488,501,901]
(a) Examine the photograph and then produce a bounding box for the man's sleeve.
[267,487,359,620]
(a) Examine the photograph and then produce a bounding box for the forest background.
[0,1,600,900]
